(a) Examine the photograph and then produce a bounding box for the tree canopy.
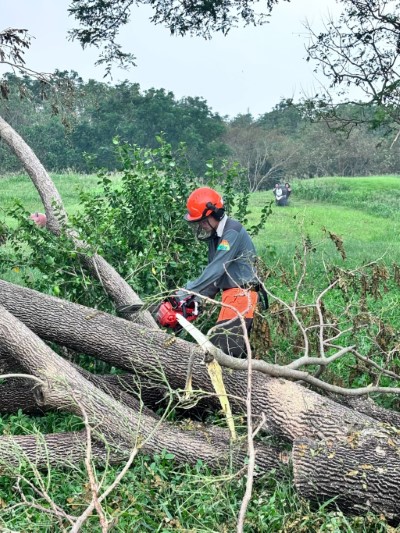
[68,0,287,71]
[1,72,400,181]
[306,0,400,133]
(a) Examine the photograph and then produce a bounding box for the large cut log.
[0,280,381,442]
[0,304,283,475]
[293,430,400,522]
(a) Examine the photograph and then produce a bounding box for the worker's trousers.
[210,287,258,358]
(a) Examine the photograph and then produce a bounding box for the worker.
[178,186,260,358]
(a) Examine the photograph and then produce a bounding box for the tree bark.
[0,303,282,475]
[332,395,400,428]
[0,378,46,415]
[293,431,400,522]
[0,345,160,416]
[0,115,156,329]
[0,348,46,414]
[0,369,164,417]
[0,116,66,234]
[0,431,123,471]
[98,374,171,412]
[0,279,379,442]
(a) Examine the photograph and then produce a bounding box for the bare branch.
[286,345,356,370]
[237,307,256,533]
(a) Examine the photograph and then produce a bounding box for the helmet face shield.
[188,217,217,241]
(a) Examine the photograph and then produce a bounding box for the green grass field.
[251,176,400,267]
[2,173,399,263]
[0,173,399,531]
[0,172,106,219]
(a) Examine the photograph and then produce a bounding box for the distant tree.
[225,111,299,190]
[69,80,228,173]
[0,73,228,174]
[228,113,255,128]
[286,116,398,178]
[306,0,400,139]
[257,99,305,135]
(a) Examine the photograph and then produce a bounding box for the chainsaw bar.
[116,303,144,314]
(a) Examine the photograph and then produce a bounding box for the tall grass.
[249,177,400,268]
[293,175,400,219]
[0,172,116,226]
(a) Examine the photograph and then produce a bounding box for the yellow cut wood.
[184,372,193,400]
[176,314,237,441]
[205,358,237,441]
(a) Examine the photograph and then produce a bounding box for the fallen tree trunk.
[0,371,165,417]
[0,378,46,415]
[73,365,160,419]
[0,369,236,459]
[3,281,400,519]
[332,395,400,428]
[0,279,380,441]
[0,345,161,416]
[0,303,283,475]
[293,430,400,523]
[0,431,123,471]
[99,374,169,410]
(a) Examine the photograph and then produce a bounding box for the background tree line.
[1,71,399,188]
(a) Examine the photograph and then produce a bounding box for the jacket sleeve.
[184,228,242,297]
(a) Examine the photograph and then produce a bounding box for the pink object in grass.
[29,212,47,228]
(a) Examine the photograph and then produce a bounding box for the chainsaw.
[157,295,200,330]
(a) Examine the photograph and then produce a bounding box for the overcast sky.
[1,0,343,118]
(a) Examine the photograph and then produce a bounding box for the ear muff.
[205,201,225,221]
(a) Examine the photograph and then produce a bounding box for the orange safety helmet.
[184,187,225,222]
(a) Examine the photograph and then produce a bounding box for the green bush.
[1,137,270,310]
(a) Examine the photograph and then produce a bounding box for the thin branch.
[0,373,44,385]
[252,412,267,440]
[350,348,400,382]
[286,345,356,370]
[74,398,108,533]
[236,318,255,533]
[184,316,400,396]
[15,475,74,529]
[315,277,340,358]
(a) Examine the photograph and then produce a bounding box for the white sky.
[1,0,343,118]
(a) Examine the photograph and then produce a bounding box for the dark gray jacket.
[185,218,258,298]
